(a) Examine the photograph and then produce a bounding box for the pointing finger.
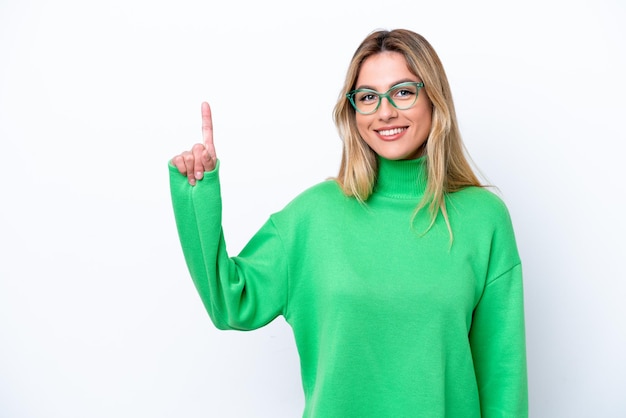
[201,101,216,161]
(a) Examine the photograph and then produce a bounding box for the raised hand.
[171,101,217,186]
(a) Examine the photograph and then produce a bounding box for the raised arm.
[169,102,289,331]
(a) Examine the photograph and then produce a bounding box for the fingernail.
[195,171,203,179]
[190,179,196,186]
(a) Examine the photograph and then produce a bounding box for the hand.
[171,101,217,186]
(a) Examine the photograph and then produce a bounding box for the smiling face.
[354,51,433,160]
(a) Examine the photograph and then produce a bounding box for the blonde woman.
[170,28,528,417]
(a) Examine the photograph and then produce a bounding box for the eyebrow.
[355,78,419,91]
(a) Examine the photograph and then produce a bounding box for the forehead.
[355,51,416,89]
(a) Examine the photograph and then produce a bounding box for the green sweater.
[169,156,528,418]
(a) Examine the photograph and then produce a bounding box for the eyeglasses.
[346,81,425,115]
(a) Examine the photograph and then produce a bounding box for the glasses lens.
[352,90,379,114]
[389,83,419,110]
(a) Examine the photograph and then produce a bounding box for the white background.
[1,0,625,417]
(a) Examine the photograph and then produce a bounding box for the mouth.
[376,127,407,139]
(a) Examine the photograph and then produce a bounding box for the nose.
[378,96,397,120]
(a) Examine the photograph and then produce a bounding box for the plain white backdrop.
[1,0,625,417]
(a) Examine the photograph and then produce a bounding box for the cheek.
[355,115,370,137]
[414,106,433,132]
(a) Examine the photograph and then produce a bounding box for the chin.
[378,150,422,161]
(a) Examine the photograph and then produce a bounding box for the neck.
[374,156,428,200]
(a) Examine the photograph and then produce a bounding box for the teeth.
[378,128,405,136]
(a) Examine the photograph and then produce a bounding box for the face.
[354,51,432,160]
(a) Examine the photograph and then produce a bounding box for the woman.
[170,28,528,417]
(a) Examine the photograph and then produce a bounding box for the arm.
[169,162,288,330]
[169,102,288,330]
[468,200,528,417]
[469,263,528,417]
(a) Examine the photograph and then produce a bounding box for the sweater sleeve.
[169,161,289,331]
[469,263,528,417]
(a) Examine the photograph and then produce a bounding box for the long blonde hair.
[333,29,482,238]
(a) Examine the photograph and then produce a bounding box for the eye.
[357,92,379,103]
[392,86,417,100]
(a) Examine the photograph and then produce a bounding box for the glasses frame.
[346,81,425,115]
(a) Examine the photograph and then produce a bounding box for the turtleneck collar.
[373,156,428,200]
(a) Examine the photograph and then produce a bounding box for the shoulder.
[453,187,521,275]
[284,179,347,210]
[450,186,512,220]
[447,186,516,238]
[264,179,351,240]
[290,179,344,203]
[271,179,347,220]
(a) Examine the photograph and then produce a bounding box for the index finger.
[201,101,214,153]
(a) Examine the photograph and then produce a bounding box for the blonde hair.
[332,29,482,238]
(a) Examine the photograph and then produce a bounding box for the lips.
[377,127,406,136]
[375,127,408,142]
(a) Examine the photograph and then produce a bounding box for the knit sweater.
[169,156,528,418]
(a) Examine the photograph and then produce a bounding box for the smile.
[377,127,407,136]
